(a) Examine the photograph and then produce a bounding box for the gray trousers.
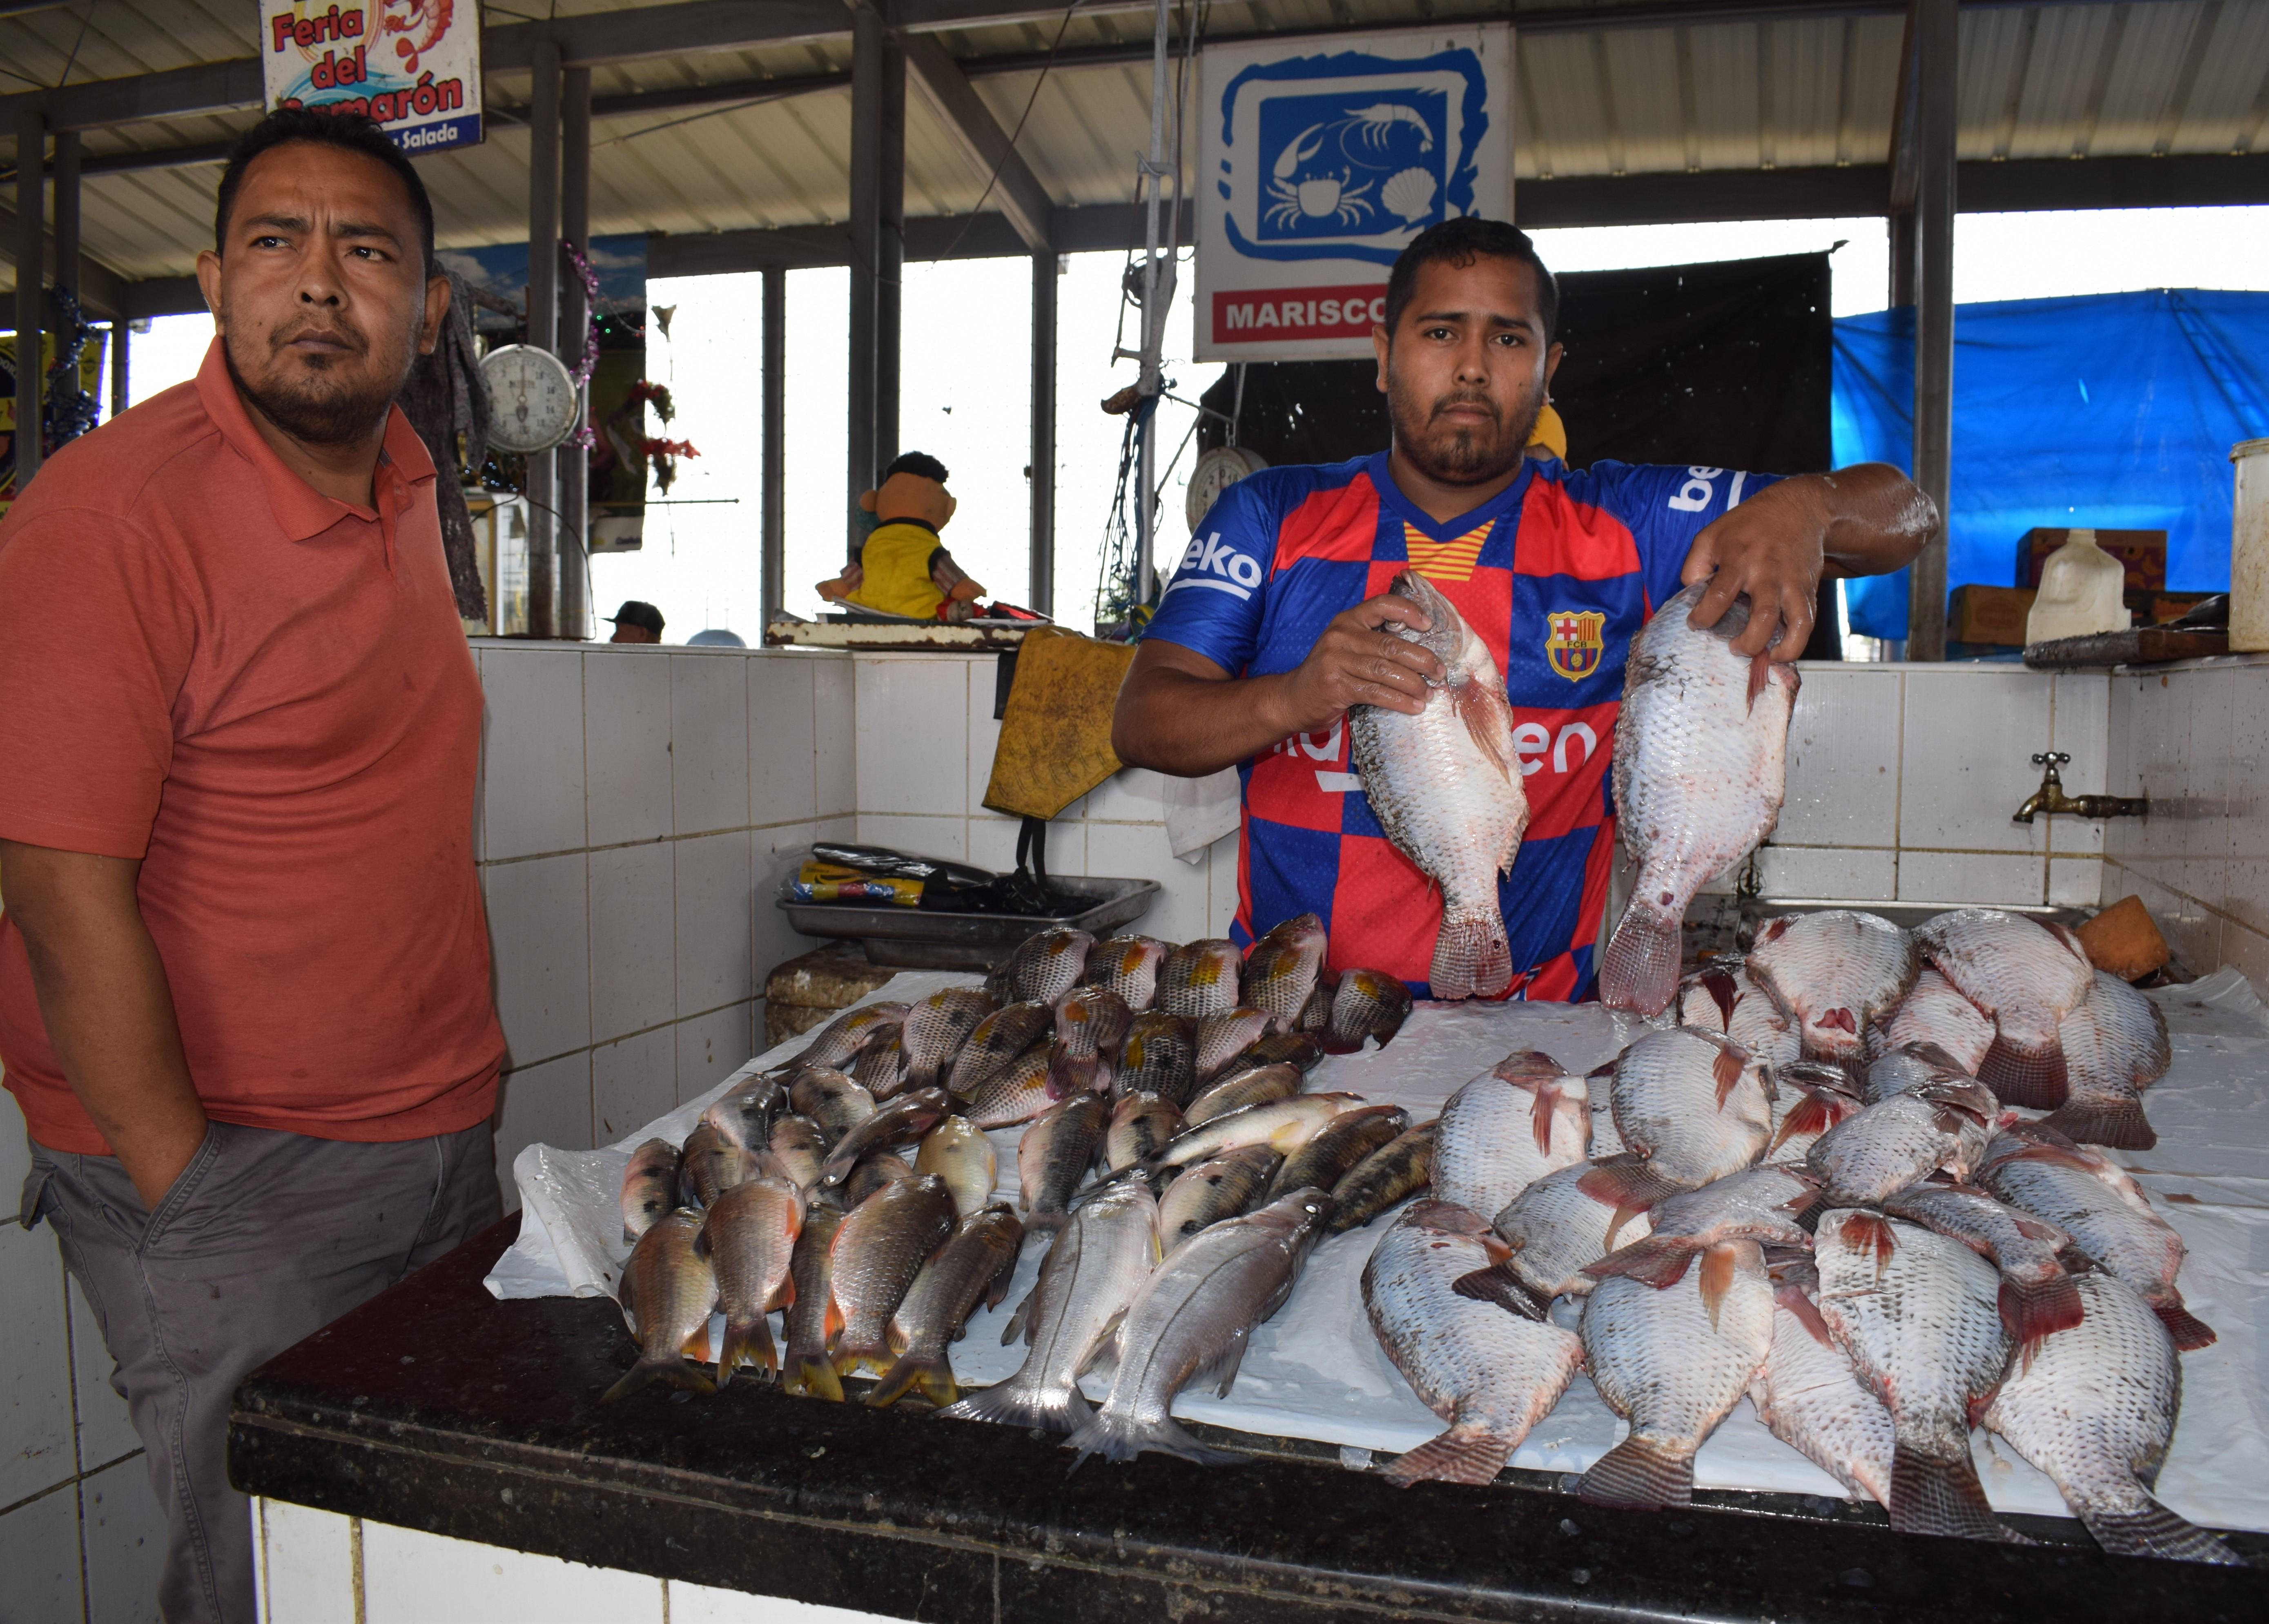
[20,1118,500,1624]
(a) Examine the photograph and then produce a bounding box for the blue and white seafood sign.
[1199,25,1512,362]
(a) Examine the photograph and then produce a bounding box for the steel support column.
[560,64,592,641]
[13,104,44,489]
[1907,0,1956,661]
[761,266,786,633]
[1888,207,1916,306]
[876,31,904,473]
[107,320,127,420]
[526,38,562,638]
[1030,252,1055,617]
[846,2,884,550]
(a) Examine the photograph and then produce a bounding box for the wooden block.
[2076,895,2171,981]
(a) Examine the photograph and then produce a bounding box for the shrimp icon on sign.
[1253,91,1447,242]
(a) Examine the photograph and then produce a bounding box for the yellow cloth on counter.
[845,519,947,618]
[983,626,1138,822]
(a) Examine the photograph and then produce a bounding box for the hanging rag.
[397,270,493,622]
[983,626,1138,822]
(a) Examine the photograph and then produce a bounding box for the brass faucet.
[2012,752,2149,824]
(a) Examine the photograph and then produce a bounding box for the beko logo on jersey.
[1666,467,1750,512]
[1168,532,1266,600]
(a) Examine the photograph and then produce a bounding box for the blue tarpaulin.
[1830,290,2269,640]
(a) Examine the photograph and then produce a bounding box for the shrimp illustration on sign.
[1259,96,1445,238]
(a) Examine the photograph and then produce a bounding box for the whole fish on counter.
[851,1030,909,1098]
[951,1001,1054,1099]
[1878,1180,2083,1352]
[1104,1092,1185,1175]
[827,1175,958,1378]
[1744,909,1918,1062]
[1319,968,1414,1056]
[1457,1160,1655,1312]
[1020,1094,1110,1233]
[1362,1202,1585,1486]
[767,1114,829,1191]
[1601,583,1797,1017]
[1192,1007,1276,1084]
[818,1087,951,1189]
[620,1138,682,1243]
[1065,1187,1332,1468]
[870,1205,1026,1408]
[902,987,1000,1092]
[1238,1030,1324,1075]
[1433,1051,1590,1220]
[1599,1026,1773,1191]
[842,1153,914,1208]
[1676,961,1800,1078]
[914,1116,998,1220]
[940,1181,1159,1431]
[781,1201,851,1400]
[1763,1062,1865,1164]
[678,1122,753,1209]
[1143,1093,1367,1172]
[1347,570,1528,1000]
[1913,907,2095,1108]
[604,1208,720,1401]
[1861,1040,1975,1106]
[2040,970,2170,1150]
[701,1073,782,1156]
[1155,938,1245,1020]
[1116,1011,1199,1105]
[1324,1118,1437,1234]
[1241,913,1327,1025]
[789,1067,876,1145]
[1083,934,1169,1012]
[1747,1256,1895,1509]
[1158,1146,1281,1252]
[702,1174,805,1385]
[1869,967,1994,1075]
[1049,987,1133,1098]
[956,1048,1056,1129]
[1581,1164,1822,1291]
[1270,1103,1409,1201]
[990,928,1095,1006]
[1183,1062,1302,1128]
[1804,1079,1995,1205]
[799,1001,911,1071]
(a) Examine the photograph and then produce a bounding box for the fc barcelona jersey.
[1141,449,1782,1003]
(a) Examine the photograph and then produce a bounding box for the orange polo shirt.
[0,339,504,1154]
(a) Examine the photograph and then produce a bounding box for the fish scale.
[2040,970,2170,1149]
[1914,908,2094,1109]
[1747,1259,1895,1508]
[1487,1160,1656,1305]
[1870,967,1995,1074]
[1155,939,1244,1020]
[1607,1026,1773,1187]
[1745,909,1918,1062]
[1082,936,1169,1012]
[1433,1052,1590,1220]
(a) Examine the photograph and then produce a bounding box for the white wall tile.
[1778,667,1901,848]
[2105,860,2222,978]
[2124,671,2193,875]
[2042,673,2112,858]
[2048,856,2104,909]
[853,658,967,815]
[969,811,1023,876]
[483,855,591,1066]
[753,824,823,991]
[359,1519,664,1624]
[68,1277,140,1472]
[813,658,856,819]
[2178,668,2238,916]
[2226,665,2269,938]
[1085,768,1170,824]
[257,1499,357,1624]
[592,1028,677,1147]
[673,656,753,836]
[81,1454,166,1624]
[1088,818,1210,945]
[588,843,675,1045]
[2218,917,2269,998]
[494,1051,593,1212]
[669,1579,915,1624]
[479,647,587,860]
[965,659,1001,816]
[856,814,968,864]
[0,1486,82,1624]
[677,1003,755,1108]
[1898,668,2052,856]
[749,658,819,828]
[583,651,674,849]
[1757,845,1898,902]
[675,832,754,1016]
[1897,850,2046,908]
[0,1103,73,1508]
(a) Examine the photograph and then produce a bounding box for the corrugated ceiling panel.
[1769,17,1854,172]
[1598,27,1687,177]
[2008,4,2122,158]
[1690,22,1767,175]
[2182,3,2269,151]
[1520,32,1606,178]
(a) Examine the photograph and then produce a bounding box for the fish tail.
[1047,1053,1101,1100]
[601,1354,716,1404]
[2081,1491,2244,1564]
[717,1316,778,1387]
[937,1377,1091,1433]
[1579,1237,1701,1291]
[2038,1094,2157,1150]
[830,1334,894,1379]
[1886,1445,2015,1542]
[1380,1421,1516,1488]
[904,1060,940,1092]
[1977,1035,2070,1109]
[1431,905,1512,1002]
[1599,906,1681,1018]
[1450,1261,1550,1319]
[780,1350,846,1402]
[2150,1296,2218,1352]
[1996,1271,2085,1357]
[1063,1409,1244,1473]
[867,1352,957,1409]
[1576,1434,1693,1510]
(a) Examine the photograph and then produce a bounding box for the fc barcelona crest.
[1545,610,1606,681]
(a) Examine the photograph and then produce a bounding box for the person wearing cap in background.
[607,599,665,643]
[816,450,987,620]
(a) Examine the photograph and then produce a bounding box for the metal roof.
[4,0,2267,294]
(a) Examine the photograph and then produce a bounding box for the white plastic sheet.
[488,969,2269,1534]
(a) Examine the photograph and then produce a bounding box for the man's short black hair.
[880,450,950,485]
[213,108,436,271]
[1382,216,1558,345]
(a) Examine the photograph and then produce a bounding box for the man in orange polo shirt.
[0,111,504,1623]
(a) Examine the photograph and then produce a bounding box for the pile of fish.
[1360,903,2234,1564]
[606,913,1422,1446]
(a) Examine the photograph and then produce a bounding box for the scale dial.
[1186,444,1269,532]
[479,343,582,455]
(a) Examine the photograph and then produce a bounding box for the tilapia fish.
[827,1174,958,1377]
[1805,1080,1995,1205]
[1347,570,1527,1000]
[702,1175,805,1385]
[952,1001,1053,1099]
[992,928,1096,1005]
[1193,1007,1275,1083]
[2041,970,2170,1150]
[1324,1119,1438,1234]
[915,1115,999,1220]
[1578,1238,1774,1507]
[1582,1164,1822,1291]
[819,1087,951,1189]
[799,1001,911,1071]
[940,1181,1158,1431]
[1982,1272,2240,1564]
[789,1066,877,1145]
[1155,938,1244,1020]
[958,1048,1056,1128]
[701,1073,782,1155]
[1105,1092,1185,1174]
[1862,1040,1975,1105]
[1745,910,1919,1061]
[1270,1103,1408,1201]
[1116,1011,1199,1105]
[1461,1160,1655,1310]
[903,988,1000,1093]
[1364,1202,1585,1486]
[1241,913,1327,1025]
[851,1030,909,1098]
[1814,1210,2019,1542]
[620,1138,682,1243]
[870,1205,1026,1408]
[1183,1061,1302,1128]
[1239,1030,1324,1074]
[843,1153,914,1208]
[1914,908,2095,1108]
[1979,1134,2214,1350]
[767,1114,829,1192]
[1764,1063,1865,1163]
[1020,1093,1109,1233]
[1602,583,1797,1017]
[1870,967,1994,1074]
[1677,961,1800,1077]
[1048,987,1132,1098]
[1321,968,1413,1055]
[1878,1180,2082,1353]
[679,1122,754,1209]
[604,1208,719,1401]
[1147,1093,1365,1171]
[781,1200,849,1399]
[1065,1187,1331,1468]
[1159,1145,1279,1252]
[1604,1027,1773,1189]
[1433,1051,1590,1220]
[1083,935,1170,1012]
[1748,1257,1895,1508]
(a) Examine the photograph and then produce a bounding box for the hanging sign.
[1196,24,1512,362]
[260,2,485,156]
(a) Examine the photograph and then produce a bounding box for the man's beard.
[1386,368,1539,486]
[222,316,409,446]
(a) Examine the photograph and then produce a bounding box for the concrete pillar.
[13,104,44,490]
[846,2,884,551]
[560,64,592,641]
[1906,0,1956,661]
[762,266,786,633]
[1030,252,1056,617]
[525,37,563,638]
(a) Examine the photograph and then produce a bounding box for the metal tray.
[776,875,1160,970]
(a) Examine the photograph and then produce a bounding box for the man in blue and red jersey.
[1114,218,1933,1002]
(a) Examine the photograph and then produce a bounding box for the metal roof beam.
[0,196,127,316]
[902,31,1053,250]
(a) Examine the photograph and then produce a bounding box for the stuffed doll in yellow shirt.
[816,451,987,620]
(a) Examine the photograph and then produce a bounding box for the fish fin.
[1578,1156,1680,1216]
[1711,1047,1743,1111]
[1073,1308,1132,1379]
[2151,1299,2218,1352]
[1766,1089,1837,1155]
[1453,679,1519,781]
[868,1353,957,1410]
[1576,1435,1693,1510]
[1600,907,1681,1018]
[1838,1211,1899,1277]
[830,1335,893,1379]
[1977,1035,2070,1109]
[1001,1285,1037,1346]
[1776,1282,1837,1348]
[1529,1080,1561,1156]
[2038,1096,2157,1151]
[1886,1446,2015,1542]
[1451,1261,1550,1319]
[1580,1237,1700,1291]
[1997,1272,2085,1361]
[1700,969,1739,1030]
[822,1293,846,1344]
[1746,651,1771,712]
[1064,1410,1244,1473]
[601,1355,716,1404]
[780,1355,845,1402]
[1431,906,1513,1002]
[717,1316,778,1386]
[1380,1421,1516,1488]
[1698,1242,1738,1330]
[939,1379,1092,1433]
[1196,1325,1253,1398]
[2079,1493,2245,1564]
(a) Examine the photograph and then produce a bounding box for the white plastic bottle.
[2025,530,2129,646]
